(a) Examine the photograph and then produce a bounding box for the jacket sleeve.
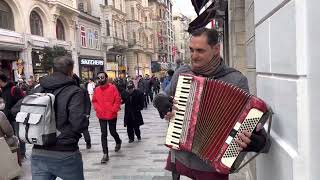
[68,90,89,133]
[92,89,100,112]
[236,74,271,154]
[0,112,14,137]
[112,86,121,113]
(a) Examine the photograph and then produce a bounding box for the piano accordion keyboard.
[165,75,193,149]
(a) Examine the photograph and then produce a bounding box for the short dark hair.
[0,72,8,82]
[191,28,219,46]
[167,69,174,76]
[97,71,108,78]
[53,56,74,75]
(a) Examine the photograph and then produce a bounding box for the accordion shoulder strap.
[233,109,273,173]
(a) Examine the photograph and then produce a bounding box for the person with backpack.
[15,56,89,180]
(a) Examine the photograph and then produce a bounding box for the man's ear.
[213,43,220,55]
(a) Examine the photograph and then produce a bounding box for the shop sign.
[106,62,118,71]
[80,59,104,66]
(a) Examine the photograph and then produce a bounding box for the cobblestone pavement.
[19,105,253,180]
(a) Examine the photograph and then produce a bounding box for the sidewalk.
[19,105,253,180]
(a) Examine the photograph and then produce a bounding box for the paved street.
[19,105,253,180]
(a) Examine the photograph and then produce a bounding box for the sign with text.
[80,59,104,66]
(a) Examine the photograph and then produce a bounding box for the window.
[131,7,135,20]
[112,0,115,7]
[87,28,94,48]
[56,19,65,40]
[80,25,86,47]
[0,0,14,30]
[30,11,43,36]
[121,25,124,40]
[133,32,136,43]
[94,30,100,50]
[120,0,122,11]
[106,20,110,36]
[114,22,117,38]
[78,2,84,11]
[144,17,147,28]
[104,0,108,5]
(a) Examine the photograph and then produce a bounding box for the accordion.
[165,74,269,174]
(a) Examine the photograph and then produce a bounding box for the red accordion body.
[165,74,268,174]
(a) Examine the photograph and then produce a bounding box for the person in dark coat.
[122,80,144,143]
[73,74,92,149]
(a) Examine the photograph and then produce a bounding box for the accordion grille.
[191,79,251,162]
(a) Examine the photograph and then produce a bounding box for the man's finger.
[235,138,247,149]
[172,105,178,111]
[256,123,263,132]
[172,99,178,104]
[238,133,251,145]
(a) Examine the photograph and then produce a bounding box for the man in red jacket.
[92,72,122,163]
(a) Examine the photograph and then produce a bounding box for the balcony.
[0,29,24,50]
[128,39,143,51]
[103,36,128,50]
[47,0,77,11]
[144,46,154,54]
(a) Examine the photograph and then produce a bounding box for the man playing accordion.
[154,28,271,180]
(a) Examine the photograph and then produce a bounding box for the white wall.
[254,0,318,179]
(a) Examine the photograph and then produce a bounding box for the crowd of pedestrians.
[0,56,174,180]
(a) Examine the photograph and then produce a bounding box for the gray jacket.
[163,62,269,172]
[0,111,18,147]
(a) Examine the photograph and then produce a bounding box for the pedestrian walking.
[137,75,147,109]
[73,74,92,149]
[92,72,122,163]
[20,56,89,180]
[0,72,25,158]
[153,77,160,95]
[144,74,153,103]
[162,69,174,91]
[0,97,18,148]
[87,78,95,101]
[122,80,144,143]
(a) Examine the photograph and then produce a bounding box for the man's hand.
[164,99,178,121]
[236,123,263,151]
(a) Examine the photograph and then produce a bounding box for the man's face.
[0,80,5,88]
[189,35,220,69]
[97,73,107,85]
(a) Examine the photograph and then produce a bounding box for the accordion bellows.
[165,74,268,174]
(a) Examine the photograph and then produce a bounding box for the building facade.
[76,0,103,80]
[172,12,191,65]
[0,0,78,81]
[101,0,128,79]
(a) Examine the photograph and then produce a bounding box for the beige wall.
[0,0,78,78]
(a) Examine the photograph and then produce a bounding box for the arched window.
[56,19,65,40]
[0,0,14,30]
[30,11,43,36]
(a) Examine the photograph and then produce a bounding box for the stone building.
[0,0,78,81]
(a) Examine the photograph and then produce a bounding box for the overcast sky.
[173,0,197,18]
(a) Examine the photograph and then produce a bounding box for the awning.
[188,1,216,33]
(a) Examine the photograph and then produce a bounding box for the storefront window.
[79,58,104,80]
